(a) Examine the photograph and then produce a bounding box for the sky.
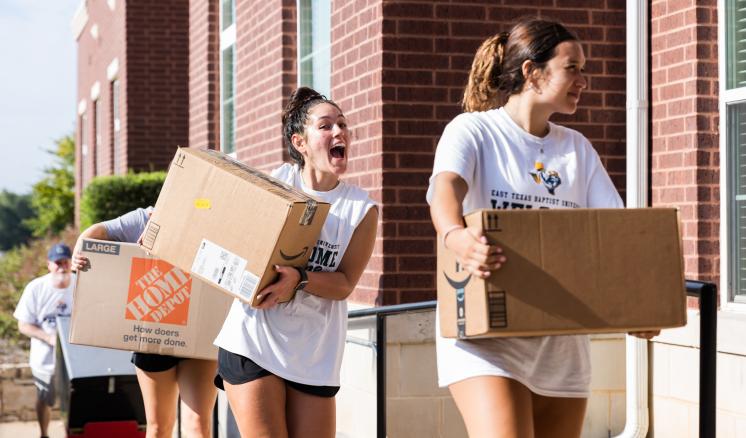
[0,0,81,194]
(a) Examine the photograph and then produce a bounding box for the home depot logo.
[125,258,192,325]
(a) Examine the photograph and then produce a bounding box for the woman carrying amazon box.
[428,18,657,438]
[72,208,217,438]
[212,87,378,438]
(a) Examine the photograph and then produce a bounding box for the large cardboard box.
[438,208,687,338]
[70,239,233,359]
[141,147,330,306]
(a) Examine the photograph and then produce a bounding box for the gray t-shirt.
[102,207,153,243]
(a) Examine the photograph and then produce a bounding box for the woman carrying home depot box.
[210,86,377,438]
[428,18,658,438]
[73,209,216,438]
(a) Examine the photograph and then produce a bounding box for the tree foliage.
[0,191,34,250]
[24,134,75,237]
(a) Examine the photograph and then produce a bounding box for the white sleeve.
[585,146,624,208]
[13,281,39,324]
[426,114,480,204]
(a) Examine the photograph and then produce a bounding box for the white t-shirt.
[427,108,623,397]
[13,273,75,381]
[214,163,377,386]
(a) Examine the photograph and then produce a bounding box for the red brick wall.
[331,0,385,304]
[125,0,190,170]
[189,0,221,150]
[233,0,297,171]
[650,0,719,285]
[75,0,127,223]
[373,0,628,305]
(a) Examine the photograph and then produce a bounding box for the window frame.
[720,0,746,312]
[93,98,102,177]
[111,78,122,174]
[219,0,236,156]
[296,0,331,97]
[80,111,90,185]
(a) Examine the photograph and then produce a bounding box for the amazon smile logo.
[444,270,471,338]
[280,247,309,261]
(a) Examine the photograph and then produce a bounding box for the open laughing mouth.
[330,145,346,159]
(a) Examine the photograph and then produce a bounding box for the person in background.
[428,18,657,438]
[14,243,75,438]
[73,209,217,438]
[213,87,378,438]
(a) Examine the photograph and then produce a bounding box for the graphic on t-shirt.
[125,258,192,325]
[529,161,562,195]
[307,240,340,272]
[41,300,70,328]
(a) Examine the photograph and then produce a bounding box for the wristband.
[441,224,465,250]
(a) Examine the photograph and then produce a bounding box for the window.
[220,0,236,154]
[724,0,746,304]
[94,99,102,176]
[111,79,122,174]
[298,0,331,97]
[80,112,90,185]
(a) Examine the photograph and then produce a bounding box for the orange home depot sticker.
[125,258,192,325]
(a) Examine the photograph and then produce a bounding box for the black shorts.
[215,348,339,398]
[131,352,184,372]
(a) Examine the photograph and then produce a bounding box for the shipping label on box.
[438,208,687,339]
[142,148,330,306]
[70,239,233,359]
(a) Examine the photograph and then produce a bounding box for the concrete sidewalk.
[0,420,65,438]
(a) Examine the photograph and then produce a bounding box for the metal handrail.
[350,282,718,438]
[348,300,436,438]
[684,280,718,438]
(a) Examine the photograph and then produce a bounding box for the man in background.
[13,243,75,438]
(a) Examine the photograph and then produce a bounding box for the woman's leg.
[223,375,288,438]
[136,367,179,438]
[532,393,587,438]
[449,376,534,438]
[176,359,218,437]
[285,386,335,438]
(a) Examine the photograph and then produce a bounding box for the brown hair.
[282,87,341,167]
[462,18,579,112]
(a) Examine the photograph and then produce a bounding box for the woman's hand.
[71,251,91,272]
[254,265,301,310]
[445,226,505,279]
[629,330,660,340]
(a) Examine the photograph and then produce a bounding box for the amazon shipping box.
[70,239,233,359]
[438,208,687,338]
[141,147,330,307]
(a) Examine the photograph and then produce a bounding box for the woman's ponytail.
[461,32,508,113]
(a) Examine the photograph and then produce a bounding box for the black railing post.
[212,398,219,438]
[348,301,437,438]
[376,314,386,438]
[685,280,718,438]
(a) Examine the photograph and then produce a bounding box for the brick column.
[233,0,297,171]
[189,0,221,150]
[650,1,719,284]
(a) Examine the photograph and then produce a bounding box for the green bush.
[79,171,166,230]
